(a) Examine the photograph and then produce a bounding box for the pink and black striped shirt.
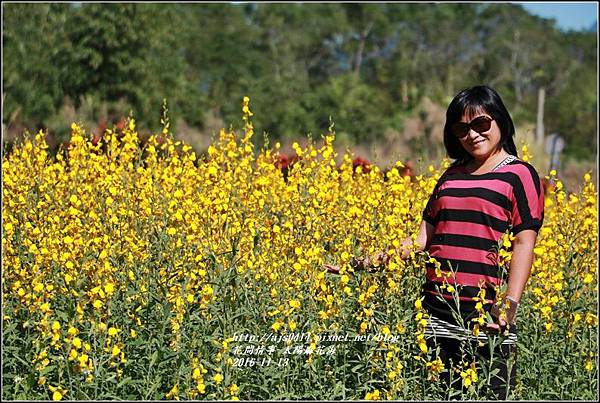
[421,157,544,325]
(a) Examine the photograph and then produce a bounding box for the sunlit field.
[2,99,597,400]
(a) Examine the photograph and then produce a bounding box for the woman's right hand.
[323,253,382,275]
[323,256,369,275]
[323,235,422,276]
[322,259,365,275]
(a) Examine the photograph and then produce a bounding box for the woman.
[324,85,544,399]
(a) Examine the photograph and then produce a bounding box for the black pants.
[426,336,517,400]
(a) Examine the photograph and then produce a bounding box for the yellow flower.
[228,383,239,395]
[364,390,380,400]
[213,373,223,384]
[460,365,478,388]
[585,360,594,372]
[104,283,115,294]
[1,101,596,401]
[166,383,179,400]
[68,348,78,361]
[78,354,89,366]
[426,357,445,380]
[341,274,350,285]
[49,385,67,401]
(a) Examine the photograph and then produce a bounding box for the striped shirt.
[421,157,544,328]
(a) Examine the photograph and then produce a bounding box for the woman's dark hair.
[444,85,518,167]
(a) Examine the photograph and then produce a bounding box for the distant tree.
[2,3,596,162]
[3,4,70,127]
[545,31,597,160]
[56,3,188,129]
[314,73,387,143]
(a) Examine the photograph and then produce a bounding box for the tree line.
[2,3,597,160]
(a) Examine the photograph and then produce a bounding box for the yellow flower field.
[2,98,597,400]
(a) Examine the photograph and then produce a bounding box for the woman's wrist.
[491,296,520,325]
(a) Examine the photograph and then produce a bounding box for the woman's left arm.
[486,229,538,332]
[505,229,538,304]
[487,165,545,332]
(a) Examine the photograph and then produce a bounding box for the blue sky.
[515,2,597,31]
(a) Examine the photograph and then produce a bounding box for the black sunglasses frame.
[451,116,494,139]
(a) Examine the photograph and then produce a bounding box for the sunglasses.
[450,115,494,139]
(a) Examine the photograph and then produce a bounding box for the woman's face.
[457,109,502,161]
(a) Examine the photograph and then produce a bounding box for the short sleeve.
[422,176,444,227]
[510,165,545,235]
[422,192,438,226]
